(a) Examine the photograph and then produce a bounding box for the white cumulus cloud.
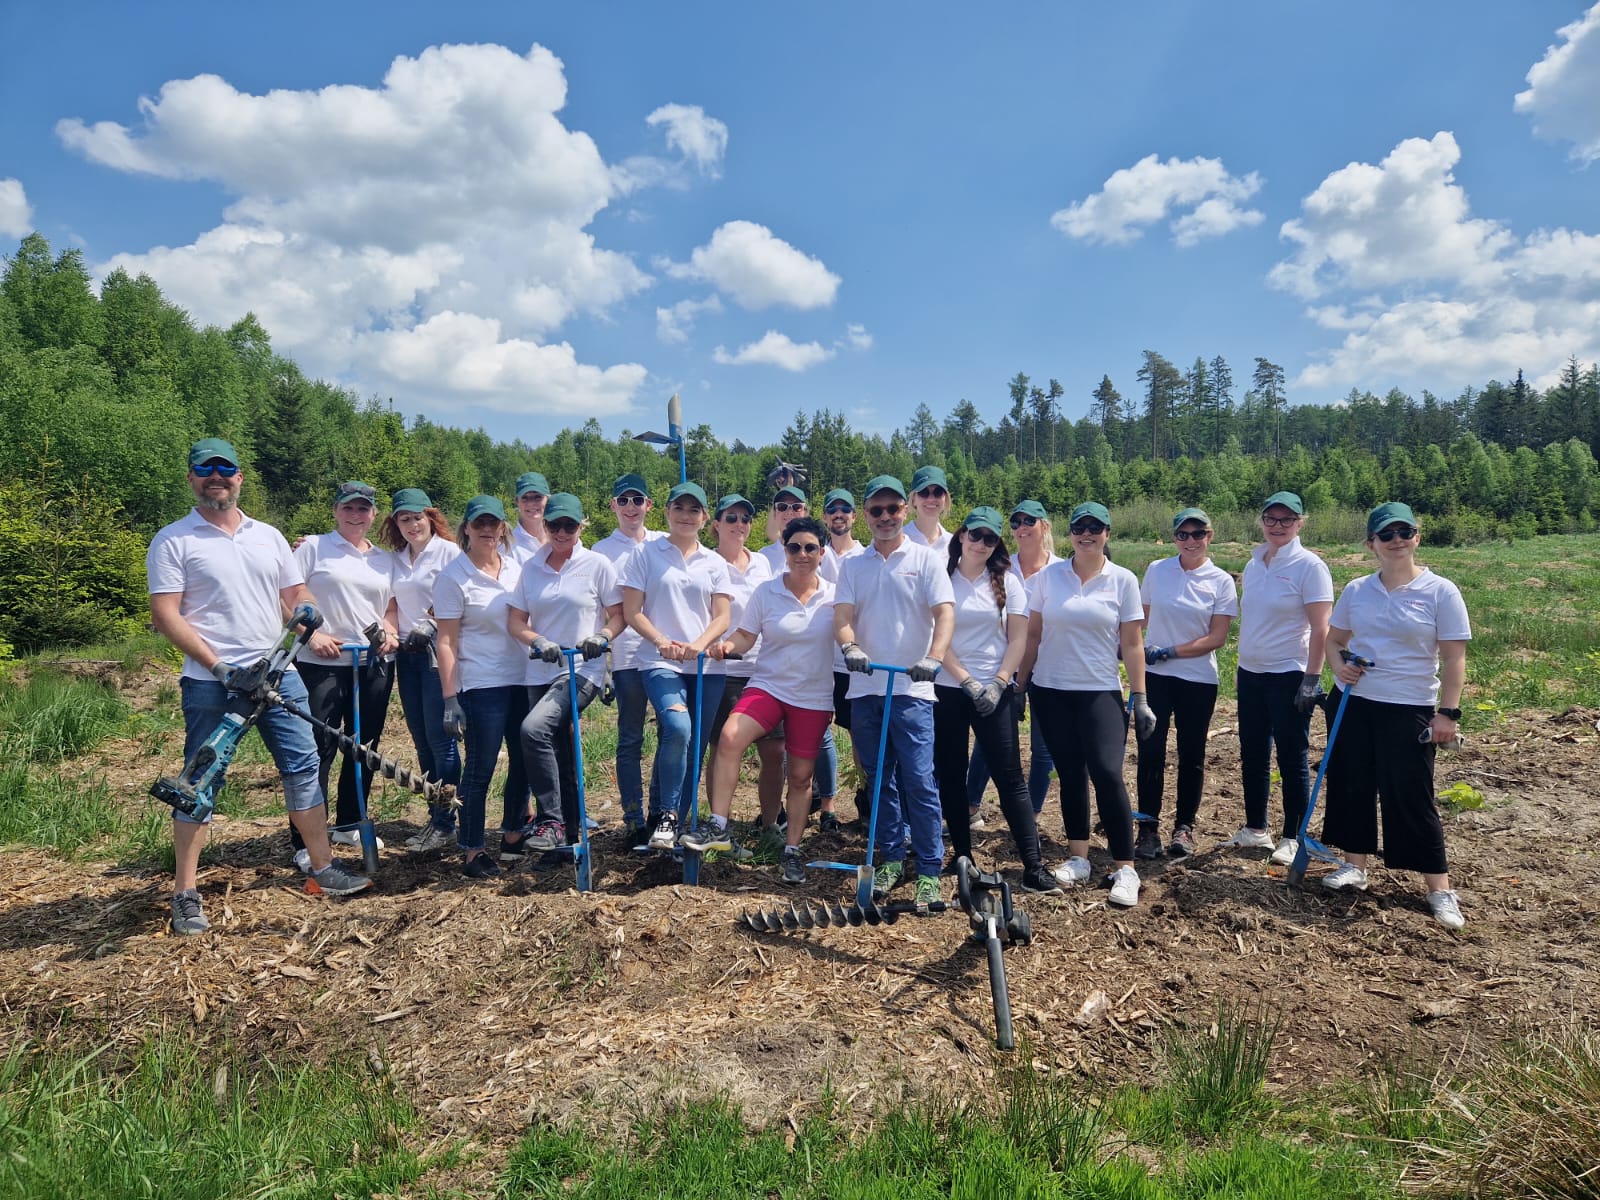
[665,220,840,310]
[655,294,723,343]
[840,322,872,351]
[1514,2,1600,163]
[645,104,728,176]
[713,331,834,372]
[1050,154,1263,246]
[57,42,660,417]
[0,179,32,239]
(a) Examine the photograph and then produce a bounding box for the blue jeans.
[177,673,323,825]
[967,698,1054,813]
[851,692,942,877]
[396,651,460,832]
[813,726,838,801]
[457,685,531,852]
[612,668,661,825]
[641,667,726,826]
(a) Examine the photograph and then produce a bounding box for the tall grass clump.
[0,669,128,762]
[0,762,122,855]
[992,1038,1105,1173]
[1163,1000,1281,1138]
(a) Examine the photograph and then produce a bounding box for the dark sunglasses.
[964,528,999,547]
[1262,514,1300,528]
[192,463,240,478]
[915,486,947,499]
[615,494,648,507]
[1173,529,1210,542]
[774,501,806,513]
[785,542,823,555]
[867,503,904,518]
[720,511,753,524]
[1070,521,1108,535]
[824,504,854,515]
[1009,515,1038,528]
[1375,525,1417,542]
[546,520,581,535]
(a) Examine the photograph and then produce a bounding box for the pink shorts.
[730,686,832,759]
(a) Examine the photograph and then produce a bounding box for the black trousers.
[1236,668,1312,839]
[1135,674,1219,829]
[1322,691,1448,875]
[292,656,394,851]
[933,685,1043,871]
[1030,686,1135,861]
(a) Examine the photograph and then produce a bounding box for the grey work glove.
[402,617,436,654]
[1294,672,1325,714]
[842,642,872,675]
[907,656,942,684]
[442,695,466,740]
[1144,645,1174,665]
[1129,691,1158,741]
[579,632,611,661]
[530,635,562,664]
[980,680,1008,717]
[960,676,992,716]
[210,660,240,690]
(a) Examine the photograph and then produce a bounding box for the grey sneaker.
[170,889,209,935]
[1168,825,1196,857]
[871,860,904,900]
[406,826,453,853]
[780,848,805,885]
[526,819,566,850]
[681,820,733,852]
[311,860,373,896]
[1134,822,1164,860]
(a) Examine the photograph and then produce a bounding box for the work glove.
[1128,691,1158,741]
[980,680,1008,717]
[289,602,323,633]
[210,661,240,690]
[960,676,990,715]
[907,656,941,684]
[530,636,562,664]
[842,642,871,675]
[442,695,466,739]
[1012,684,1027,722]
[1294,672,1325,715]
[402,624,435,654]
[1144,645,1174,665]
[579,632,610,661]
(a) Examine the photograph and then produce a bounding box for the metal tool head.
[845,904,865,927]
[793,904,815,930]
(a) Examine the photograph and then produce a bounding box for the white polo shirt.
[1010,550,1061,593]
[594,527,664,672]
[948,568,1027,683]
[511,542,615,687]
[705,550,773,679]
[1330,569,1471,706]
[292,532,394,664]
[904,522,953,553]
[758,542,787,576]
[1141,557,1239,686]
[432,552,526,692]
[617,536,735,675]
[147,509,303,682]
[836,537,954,701]
[820,538,865,584]
[739,577,838,709]
[1237,537,1334,674]
[511,523,545,564]
[389,535,462,636]
[1028,558,1143,691]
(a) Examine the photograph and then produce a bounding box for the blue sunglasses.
[192,463,240,478]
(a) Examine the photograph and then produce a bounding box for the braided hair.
[946,529,1013,630]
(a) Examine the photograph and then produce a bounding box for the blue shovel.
[1285,652,1374,888]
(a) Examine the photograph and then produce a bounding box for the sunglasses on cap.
[192,462,240,478]
[1173,528,1210,542]
[824,503,854,515]
[915,486,947,499]
[1009,514,1038,528]
[867,503,903,518]
[615,494,648,507]
[784,541,823,555]
[547,520,581,535]
[773,501,806,513]
[965,528,999,547]
[1375,525,1417,542]
[1070,520,1108,535]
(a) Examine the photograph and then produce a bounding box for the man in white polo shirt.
[834,474,954,906]
[146,438,371,936]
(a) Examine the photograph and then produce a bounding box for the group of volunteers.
[149,438,1471,936]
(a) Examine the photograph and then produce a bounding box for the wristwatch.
[1436,707,1462,720]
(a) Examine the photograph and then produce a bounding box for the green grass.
[0,669,130,763]
[0,762,122,856]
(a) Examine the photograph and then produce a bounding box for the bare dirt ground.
[3,662,1597,1155]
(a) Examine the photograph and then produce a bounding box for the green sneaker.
[914,875,941,906]
[871,860,903,900]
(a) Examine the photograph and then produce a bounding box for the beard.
[197,492,238,512]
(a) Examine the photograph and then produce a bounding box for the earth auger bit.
[268,688,458,810]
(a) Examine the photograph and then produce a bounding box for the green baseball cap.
[863,474,907,500]
[543,492,584,524]
[715,493,755,518]
[1069,501,1111,527]
[334,481,377,505]
[1173,507,1212,530]
[391,488,431,513]
[1367,501,1418,535]
[515,471,551,498]
[188,437,239,468]
[668,481,709,509]
[612,473,649,499]
[910,465,948,493]
[1010,499,1048,523]
[1261,491,1305,515]
[822,488,856,511]
[463,494,506,523]
[772,483,807,504]
[962,506,1005,537]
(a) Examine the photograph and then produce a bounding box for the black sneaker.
[818,811,841,834]
[499,834,529,863]
[780,848,805,885]
[1020,867,1064,896]
[1134,822,1164,860]
[462,853,501,880]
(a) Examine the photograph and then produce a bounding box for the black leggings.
[1322,691,1448,875]
[1030,686,1135,861]
[292,657,394,851]
[1135,674,1219,828]
[933,685,1043,871]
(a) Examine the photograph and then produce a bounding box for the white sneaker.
[1223,827,1275,851]
[648,813,679,851]
[293,848,312,874]
[331,828,385,850]
[405,826,453,853]
[1051,856,1091,887]
[1270,838,1299,866]
[1323,862,1369,891]
[1108,865,1141,908]
[1428,890,1465,930]
[968,807,987,832]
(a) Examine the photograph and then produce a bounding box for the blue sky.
[3,2,1597,447]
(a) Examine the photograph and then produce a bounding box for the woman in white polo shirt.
[936,507,1055,895]
[619,482,734,851]
[903,465,953,551]
[1019,502,1156,908]
[1321,503,1470,930]
[686,516,837,884]
[1229,491,1334,865]
[1136,507,1238,859]
[433,495,529,880]
[506,493,622,856]
[380,488,461,853]
[292,481,397,866]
